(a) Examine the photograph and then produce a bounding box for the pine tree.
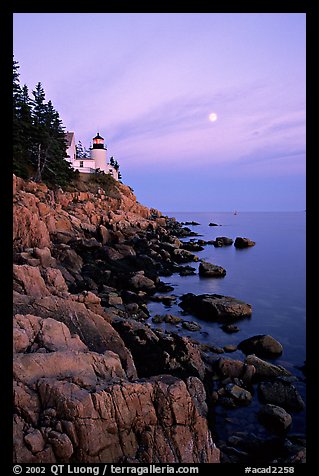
[31,83,53,182]
[76,140,91,159]
[76,141,85,158]
[30,93,74,185]
[13,60,34,177]
[13,60,75,186]
[109,156,120,171]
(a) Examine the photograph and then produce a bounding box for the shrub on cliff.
[89,169,121,198]
[64,170,121,199]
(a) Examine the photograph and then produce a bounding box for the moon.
[209,112,218,122]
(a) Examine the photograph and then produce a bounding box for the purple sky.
[13,13,306,212]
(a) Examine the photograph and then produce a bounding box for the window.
[80,161,83,168]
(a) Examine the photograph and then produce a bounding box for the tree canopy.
[13,58,76,186]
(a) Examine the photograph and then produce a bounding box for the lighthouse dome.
[93,133,104,141]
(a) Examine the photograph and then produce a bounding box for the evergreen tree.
[12,60,82,187]
[76,141,90,159]
[30,91,74,185]
[109,156,120,171]
[13,60,34,178]
[13,59,20,108]
[30,84,55,182]
[13,58,22,160]
[76,141,85,158]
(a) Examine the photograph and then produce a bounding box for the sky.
[13,13,306,212]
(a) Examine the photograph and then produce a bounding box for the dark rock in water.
[217,358,256,384]
[152,313,182,325]
[182,221,200,226]
[208,222,219,226]
[245,355,292,380]
[234,237,256,248]
[172,248,199,263]
[181,241,204,252]
[223,345,237,353]
[206,344,225,354]
[149,294,177,305]
[173,225,199,238]
[238,334,283,358]
[182,321,201,332]
[221,324,240,333]
[225,383,253,405]
[198,262,226,278]
[179,293,252,322]
[258,379,305,412]
[258,404,292,433]
[164,314,183,324]
[152,314,165,323]
[213,237,234,247]
[179,266,196,276]
[156,283,175,293]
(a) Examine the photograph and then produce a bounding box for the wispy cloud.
[109,81,267,143]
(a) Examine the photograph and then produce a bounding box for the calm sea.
[147,211,306,437]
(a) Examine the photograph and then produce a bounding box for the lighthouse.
[90,132,107,172]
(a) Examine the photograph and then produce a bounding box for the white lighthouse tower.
[90,132,107,172]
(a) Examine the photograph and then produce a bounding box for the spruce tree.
[30,89,74,185]
[76,140,90,159]
[13,60,34,178]
[13,60,76,186]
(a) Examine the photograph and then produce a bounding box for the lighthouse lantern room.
[90,132,107,172]
[92,133,105,148]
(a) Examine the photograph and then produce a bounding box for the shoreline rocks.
[234,237,256,248]
[258,380,305,412]
[258,404,292,433]
[212,237,233,247]
[238,335,283,358]
[179,293,252,321]
[199,261,226,278]
[13,176,220,464]
[245,355,292,380]
[12,177,305,464]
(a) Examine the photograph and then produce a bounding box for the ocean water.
[147,211,306,439]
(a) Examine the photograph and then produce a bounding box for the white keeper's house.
[65,131,119,180]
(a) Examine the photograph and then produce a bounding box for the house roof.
[66,132,74,147]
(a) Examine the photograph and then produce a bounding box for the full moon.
[209,112,218,122]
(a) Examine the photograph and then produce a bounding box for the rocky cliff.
[13,175,220,464]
